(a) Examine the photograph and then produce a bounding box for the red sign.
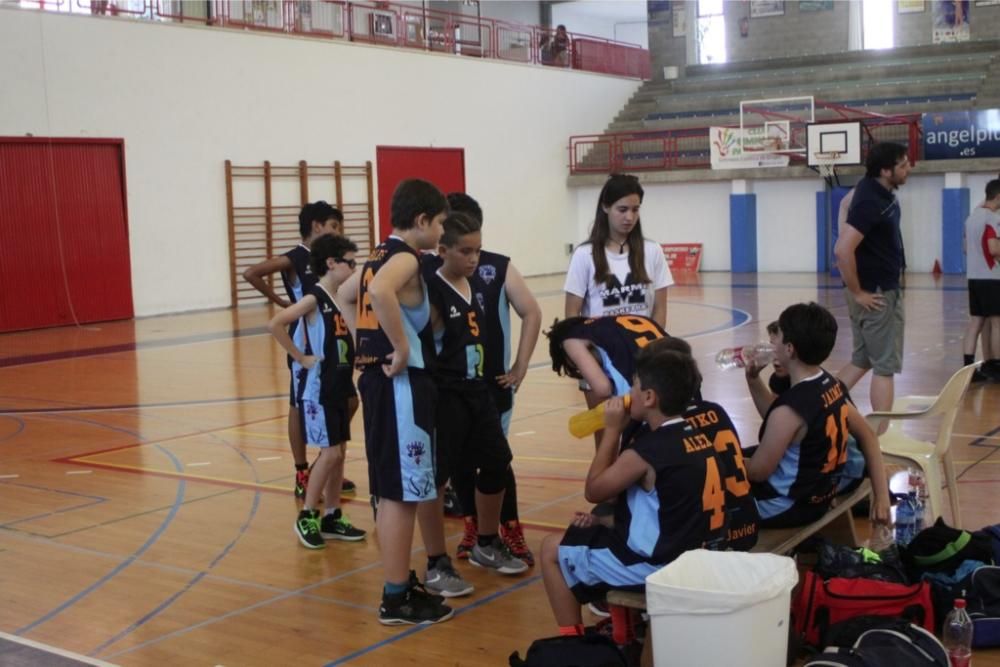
[661,243,703,272]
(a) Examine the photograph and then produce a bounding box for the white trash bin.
[644,549,798,667]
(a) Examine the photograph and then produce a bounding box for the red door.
[375,146,466,241]
[0,138,133,332]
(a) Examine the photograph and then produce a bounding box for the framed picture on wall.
[371,11,394,38]
[750,0,784,18]
[898,0,926,12]
[672,6,686,36]
[799,1,833,10]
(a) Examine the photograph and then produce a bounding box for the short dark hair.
[440,211,482,247]
[644,336,702,396]
[986,179,1000,201]
[391,179,448,230]
[777,302,838,366]
[766,320,780,336]
[634,348,699,416]
[865,142,908,179]
[546,317,588,378]
[309,234,357,277]
[298,201,343,238]
[446,192,483,223]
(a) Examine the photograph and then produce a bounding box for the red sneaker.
[500,519,534,567]
[456,515,477,560]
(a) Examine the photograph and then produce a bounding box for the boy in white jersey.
[962,179,1000,382]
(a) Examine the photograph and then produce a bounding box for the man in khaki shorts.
[834,142,911,414]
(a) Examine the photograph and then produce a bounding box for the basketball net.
[814,151,840,186]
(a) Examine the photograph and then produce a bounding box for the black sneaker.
[320,512,366,541]
[378,584,454,625]
[409,570,444,603]
[442,485,463,517]
[294,509,324,549]
[342,478,357,494]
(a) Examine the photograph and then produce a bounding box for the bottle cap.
[954,599,967,609]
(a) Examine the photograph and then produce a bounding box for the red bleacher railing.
[15,0,650,80]
[569,108,923,175]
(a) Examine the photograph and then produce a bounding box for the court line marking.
[0,474,19,479]
[0,630,118,667]
[0,415,25,443]
[324,575,543,666]
[16,444,186,635]
[66,469,93,475]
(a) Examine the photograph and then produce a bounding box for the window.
[697,0,727,65]
[862,0,894,50]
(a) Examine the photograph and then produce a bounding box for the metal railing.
[16,0,650,80]
[569,104,923,175]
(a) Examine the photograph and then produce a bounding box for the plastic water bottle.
[943,598,974,667]
[909,470,928,534]
[894,491,917,547]
[715,342,775,370]
[568,395,631,439]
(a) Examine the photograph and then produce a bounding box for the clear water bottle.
[894,491,917,546]
[943,598,974,667]
[715,342,775,370]
[909,470,928,534]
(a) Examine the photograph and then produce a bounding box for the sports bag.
[792,570,935,647]
[508,633,629,667]
[803,624,947,666]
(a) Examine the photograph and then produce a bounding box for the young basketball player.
[267,234,366,548]
[417,212,527,597]
[443,192,542,566]
[242,201,356,498]
[746,303,891,529]
[539,347,729,634]
[342,179,453,625]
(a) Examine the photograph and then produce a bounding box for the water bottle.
[909,470,928,534]
[943,598,974,667]
[568,395,631,438]
[894,491,917,546]
[715,342,775,370]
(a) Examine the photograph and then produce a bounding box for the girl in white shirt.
[564,174,672,328]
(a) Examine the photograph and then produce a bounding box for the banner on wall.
[922,110,1000,159]
[709,126,790,170]
[933,0,970,43]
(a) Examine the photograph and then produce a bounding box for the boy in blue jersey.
[746,302,891,529]
[242,201,357,499]
[339,179,452,625]
[539,347,729,636]
[444,193,542,567]
[416,212,527,597]
[267,235,366,548]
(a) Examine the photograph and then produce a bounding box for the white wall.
[755,179,820,272]
[0,7,639,316]
[550,0,648,48]
[898,174,944,274]
[480,0,541,26]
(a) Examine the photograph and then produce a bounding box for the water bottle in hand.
[943,598,974,667]
[894,491,917,547]
[715,342,775,370]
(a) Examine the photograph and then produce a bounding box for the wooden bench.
[605,480,873,667]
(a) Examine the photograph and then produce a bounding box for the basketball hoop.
[814,150,841,184]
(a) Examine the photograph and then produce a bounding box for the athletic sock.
[325,507,342,519]
[384,581,408,596]
[477,533,498,547]
[559,624,585,637]
[964,354,975,366]
[427,554,447,571]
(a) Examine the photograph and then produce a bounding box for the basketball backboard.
[806,121,862,166]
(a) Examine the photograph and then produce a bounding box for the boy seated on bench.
[745,302,891,529]
[539,347,731,636]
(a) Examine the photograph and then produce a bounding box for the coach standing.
[834,142,912,414]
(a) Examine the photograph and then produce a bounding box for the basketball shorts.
[358,368,437,503]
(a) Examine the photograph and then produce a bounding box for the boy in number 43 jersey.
[746,302,891,529]
[539,347,730,636]
[267,235,366,549]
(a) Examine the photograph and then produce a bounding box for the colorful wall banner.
[710,126,790,170]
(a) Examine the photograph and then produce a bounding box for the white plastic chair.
[865,362,980,529]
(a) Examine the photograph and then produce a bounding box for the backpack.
[932,564,1000,648]
[792,570,935,647]
[508,634,629,667]
[803,624,948,666]
[814,540,908,584]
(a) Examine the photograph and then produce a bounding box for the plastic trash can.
[644,549,798,667]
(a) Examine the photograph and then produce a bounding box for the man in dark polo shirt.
[834,142,911,414]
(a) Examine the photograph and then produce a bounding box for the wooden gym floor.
[1,271,999,666]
